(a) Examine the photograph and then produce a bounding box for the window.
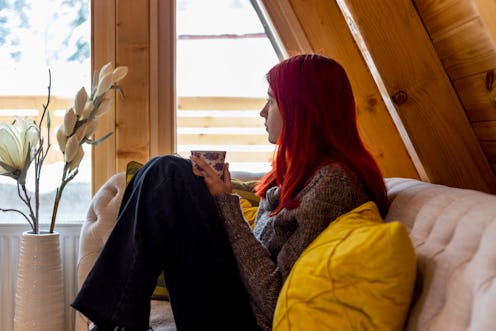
[0,0,91,222]
[176,0,283,173]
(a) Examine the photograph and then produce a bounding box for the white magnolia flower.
[0,118,40,184]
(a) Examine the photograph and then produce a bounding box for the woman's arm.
[216,164,369,328]
[214,193,282,330]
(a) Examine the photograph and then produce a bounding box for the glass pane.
[176,0,281,173]
[0,0,91,224]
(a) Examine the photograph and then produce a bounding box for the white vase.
[14,231,65,331]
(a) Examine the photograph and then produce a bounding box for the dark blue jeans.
[72,155,260,331]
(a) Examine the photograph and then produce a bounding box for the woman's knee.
[142,154,191,177]
[134,154,202,193]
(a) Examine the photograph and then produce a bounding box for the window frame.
[91,0,176,193]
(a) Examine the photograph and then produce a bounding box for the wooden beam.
[258,0,312,55]
[336,0,496,193]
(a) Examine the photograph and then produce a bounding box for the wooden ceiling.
[261,0,496,194]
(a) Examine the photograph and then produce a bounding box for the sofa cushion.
[385,178,496,331]
[273,201,416,331]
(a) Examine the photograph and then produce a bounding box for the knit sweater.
[214,163,370,330]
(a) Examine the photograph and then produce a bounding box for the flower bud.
[98,62,113,82]
[81,100,94,120]
[63,108,78,135]
[74,122,87,142]
[112,66,128,83]
[95,72,113,97]
[56,126,67,152]
[74,87,88,116]
[84,119,98,138]
[68,146,84,172]
[94,98,112,118]
[64,135,79,162]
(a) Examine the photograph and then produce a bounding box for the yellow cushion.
[273,201,416,331]
[125,160,144,185]
[231,179,260,206]
[231,178,260,227]
[239,198,258,228]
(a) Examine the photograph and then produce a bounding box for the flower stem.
[50,163,77,233]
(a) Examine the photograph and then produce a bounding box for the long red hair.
[255,54,388,216]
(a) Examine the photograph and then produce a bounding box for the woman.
[72,54,387,331]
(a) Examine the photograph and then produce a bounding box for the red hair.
[255,54,388,216]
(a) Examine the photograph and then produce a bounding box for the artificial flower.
[0,118,40,185]
[0,62,128,234]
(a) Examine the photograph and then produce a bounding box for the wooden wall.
[262,0,496,193]
[414,0,496,173]
[262,0,421,181]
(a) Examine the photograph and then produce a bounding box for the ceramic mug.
[191,150,227,179]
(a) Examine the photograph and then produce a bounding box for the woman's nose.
[260,103,268,118]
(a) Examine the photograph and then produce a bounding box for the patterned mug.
[190,150,227,179]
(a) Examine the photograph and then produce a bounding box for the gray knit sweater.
[214,163,370,330]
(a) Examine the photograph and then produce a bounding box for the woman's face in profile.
[260,87,282,144]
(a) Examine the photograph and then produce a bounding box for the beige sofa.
[75,173,496,331]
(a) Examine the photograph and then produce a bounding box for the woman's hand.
[190,155,232,196]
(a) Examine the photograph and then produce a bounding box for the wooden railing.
[0,95,273,172]
[0,96,74,165]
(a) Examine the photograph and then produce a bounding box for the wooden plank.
[115,0,150,170]
[178,97,266,110]
[177,116,264,128]
[480,141,496,163]
[0,96,72,110]
[453,73,496,122]
[178,134,269,146]
[176,150,274,163]
[432,18,496,80]
[91,0,117,193]
[475,0,496,49]
[337,0,496,193]
[282,0,420,179]
[473,121,496,141]
[414,0,478,41]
